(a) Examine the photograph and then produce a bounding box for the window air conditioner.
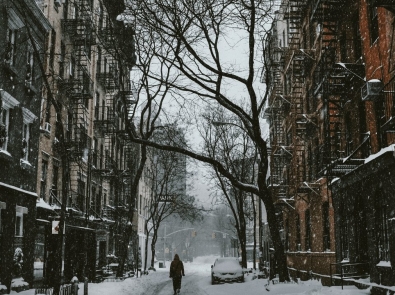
[44,122,52,133]
[361,79,383,101]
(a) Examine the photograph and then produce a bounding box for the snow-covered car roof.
[212,257,242,273]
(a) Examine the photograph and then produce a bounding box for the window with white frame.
[0,108,8,150]
[21,107,37,161]
[5,28,16,65]
[40,158,48,200]
[22,124,30,160]
[26,42,34,82]
[0,202,6,234]
[15,206,28,237]
[0,90,20,151]
[15,212,23,236]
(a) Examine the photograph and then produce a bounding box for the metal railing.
[330,262,369,289]
[34,284,72,295]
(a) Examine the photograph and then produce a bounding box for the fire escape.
[93,16,138,246]
[264,6,293,210]
[58,0,94,216]
[310,0,366,179]
[282,0,312,200]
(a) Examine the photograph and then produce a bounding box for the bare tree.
[144,131,203,271]
[201,110,258,268]
[120,0,290,281]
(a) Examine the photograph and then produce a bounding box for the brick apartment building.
[266,0,395,290]
[0,0,51,292]
[31,0,144,287]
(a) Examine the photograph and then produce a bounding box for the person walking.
[169,254,185,294]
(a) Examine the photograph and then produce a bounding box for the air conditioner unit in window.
[44,122,52,133]
[361,79,383,101]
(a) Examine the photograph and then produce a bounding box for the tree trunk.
[144,221,150,272]
[252,194,257,270]
[258,178,289,281]
[151,233,158,268]
[117,146,147,277]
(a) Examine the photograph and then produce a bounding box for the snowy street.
[13,256,371,295]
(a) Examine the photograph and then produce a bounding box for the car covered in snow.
[211,257,244,284]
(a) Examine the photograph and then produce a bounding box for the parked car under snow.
[211,257,244,284]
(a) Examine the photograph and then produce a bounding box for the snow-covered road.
[14,256,371,295]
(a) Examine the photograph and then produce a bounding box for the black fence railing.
[330,262,369,289]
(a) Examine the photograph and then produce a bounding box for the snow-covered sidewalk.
[10,256,371,295]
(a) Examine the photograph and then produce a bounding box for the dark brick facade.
[0,0,51,291]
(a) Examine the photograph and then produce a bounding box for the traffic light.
[212,232,216,239]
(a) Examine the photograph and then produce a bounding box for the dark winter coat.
[169,254,185,278]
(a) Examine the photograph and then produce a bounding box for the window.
[26,45,34,82]
[369,1,379,44]
[94,92,100,120]
[22,123,30,160]
[97,47,102,75]
[21,107,37,161]
[95,187,101,215]
[345,115,353,156]
[285,218,289,251]
[1,91,20,151]
[296,214,301,251]
[0,202,6,234]
[59,42,66,78]
[52,164,59,197]
[15,206,27,237]
[98,5,104,30]
[91,185,96,213]
[49,30,56,70]
[376,197,390,261]
[0,108,10,150]
[322,202,330,251]
[5,29,17,65]
[77,174,86,210]
[15,212,23,236]
[69,57,75,79]
[63,0,68,19]
[40,159,48,199]
[100,144,104,169]
[66,111,72,141]
[93,138,98,167]
[305,209,311,251]
[340,201,349,260]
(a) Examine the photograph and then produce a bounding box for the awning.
[36,198,55,211]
